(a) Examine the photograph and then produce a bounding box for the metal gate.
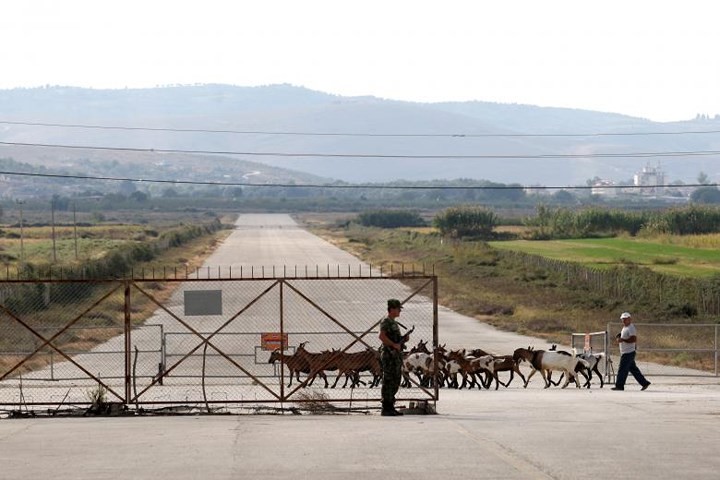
[0,273,438,414]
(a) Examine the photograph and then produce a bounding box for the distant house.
[524,185,553,196]
[633,163,665,195]
[591,180,618,197]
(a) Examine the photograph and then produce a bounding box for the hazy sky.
[2,0,718,122]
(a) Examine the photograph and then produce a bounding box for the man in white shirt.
[612,312,651,391]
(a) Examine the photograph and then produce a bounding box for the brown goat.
[489,354,526,389]
[268,349,309,387]
[295,343,339,388]
[332,348,381,388]
[445,349,492,389]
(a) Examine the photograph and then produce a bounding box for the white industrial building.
[633,163,666,195]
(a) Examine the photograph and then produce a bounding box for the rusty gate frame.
[0,281,127,403]
[0,274,439,409]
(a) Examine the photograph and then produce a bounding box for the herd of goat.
[268,340,608,390]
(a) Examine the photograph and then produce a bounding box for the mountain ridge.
[2,84,719,186]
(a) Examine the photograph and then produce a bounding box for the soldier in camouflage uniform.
[378,298,410,416]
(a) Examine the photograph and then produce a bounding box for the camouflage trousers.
[381,349,402,403]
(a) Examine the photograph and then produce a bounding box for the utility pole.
[73,201,78,260]
[16,199,25,262]
[51,197,57,263]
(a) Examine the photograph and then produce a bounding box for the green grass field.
[488,237,720,277]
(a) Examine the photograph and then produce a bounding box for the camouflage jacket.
[380,316,403,354]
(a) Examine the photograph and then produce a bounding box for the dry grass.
[293,390,339,414]
[655,233,720,249]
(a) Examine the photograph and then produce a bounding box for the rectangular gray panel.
[184,290,223,316]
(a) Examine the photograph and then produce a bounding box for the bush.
[356,210,426,228]
[690,186,720,204]
[433,206,498,239]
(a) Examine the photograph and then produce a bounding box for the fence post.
[715,324,718,377]
[124,280,132,404]
[605,323,611,383]
[279,279,285,402]
[159,324,166,385]
[433,275,439,402]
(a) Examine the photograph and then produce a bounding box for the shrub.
[433,206,498,239]
[356,210,426,228]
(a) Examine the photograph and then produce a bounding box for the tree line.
[524,204,720,239]
[355,204,720,239]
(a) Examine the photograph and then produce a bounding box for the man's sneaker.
[611,387,624,391]
[641,382,651,391]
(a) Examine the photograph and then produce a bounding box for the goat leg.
[561,371,571,389]
[515,368,526,387]
[499,371,512,388]
[547,371,564,387]
[593,365,604,388]
[578,369,591,388]
[541,369,551,389]
[524,368,537,388]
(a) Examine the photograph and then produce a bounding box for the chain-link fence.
[569,322,720,385]
[605,322,719,378]
[0,274,438,413]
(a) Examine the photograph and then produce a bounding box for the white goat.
[402,350,446,388]
[514,347,590,389]
[547,349,606,389]
[576,352,606,388]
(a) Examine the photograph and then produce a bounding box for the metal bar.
[279,279,285,401]
[124,280,131,404]
[433,275,440,401]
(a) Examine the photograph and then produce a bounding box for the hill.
[2,84,719,187]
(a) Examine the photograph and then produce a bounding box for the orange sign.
[261,332,288,351]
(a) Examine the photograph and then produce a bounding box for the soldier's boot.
[381,401,399,416]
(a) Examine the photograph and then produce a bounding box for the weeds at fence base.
[84,384,128,416]
[294,391,340,414]
[293,391,373,415]
[1,401,378,418]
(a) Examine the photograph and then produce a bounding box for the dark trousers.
[380,350,402,404]
[615,351,649,389]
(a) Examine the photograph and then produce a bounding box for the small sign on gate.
[261,332,288,351]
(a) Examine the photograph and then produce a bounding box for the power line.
[0,170,711,191]
[2,119,720,138]
[2,140,720,159]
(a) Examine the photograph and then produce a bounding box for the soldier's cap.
[387,299,403,310]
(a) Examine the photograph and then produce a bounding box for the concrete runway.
[1,214,719,480]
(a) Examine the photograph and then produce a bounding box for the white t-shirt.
[619,323,637,355]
